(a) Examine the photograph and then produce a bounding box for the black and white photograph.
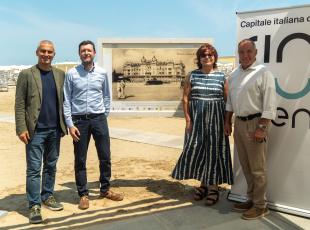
[111,48,198,101]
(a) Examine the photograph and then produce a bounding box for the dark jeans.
[72,114,111,197]
[26,127,61,208]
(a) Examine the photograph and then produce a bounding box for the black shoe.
[43,195,63,211]
[29,205,43,224]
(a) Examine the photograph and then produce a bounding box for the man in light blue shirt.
[63,40,123,210]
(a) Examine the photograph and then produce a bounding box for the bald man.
[224,39,277,220]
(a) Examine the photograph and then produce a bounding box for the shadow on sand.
[0,178,199,229]
[0,179,305,230]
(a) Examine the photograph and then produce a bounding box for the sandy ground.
[0,87,15,115]
[0,88,216,229]
[112,82,183,101]
[1,88,309,229]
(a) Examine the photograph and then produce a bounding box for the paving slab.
[83,193,309,230]
[110,127,184,149]
[0,210,8,218]
[0,114,14,123]
[0,115,185,149]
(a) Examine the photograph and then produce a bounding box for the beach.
[1,87,309,229]
[0,87,204,229]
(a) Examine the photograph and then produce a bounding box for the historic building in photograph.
[122,56,186,82]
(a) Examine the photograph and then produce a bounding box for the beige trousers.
[234,117,268,209]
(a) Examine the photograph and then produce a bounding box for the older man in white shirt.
[224,39,277,220]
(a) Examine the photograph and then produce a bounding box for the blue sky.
[0,0,309,65]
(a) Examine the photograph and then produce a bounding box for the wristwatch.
[258,124,267,130]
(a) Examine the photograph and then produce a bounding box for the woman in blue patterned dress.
[172,43,233,205]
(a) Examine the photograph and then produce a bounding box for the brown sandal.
[193,186,208,201]
[205,189,219,206]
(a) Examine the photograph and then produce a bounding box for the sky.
[0,0,309,65]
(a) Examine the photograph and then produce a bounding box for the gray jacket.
[15,65,67,138]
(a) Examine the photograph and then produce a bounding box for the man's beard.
[82,58,94,65]
[82,61,93,65]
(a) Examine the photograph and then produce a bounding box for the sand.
[0,88,211,229]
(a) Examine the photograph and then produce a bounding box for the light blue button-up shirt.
[63,64,110,128]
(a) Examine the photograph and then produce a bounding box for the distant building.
[217,56,236,75]
[54,62,78,72]
[0,68,23,86]
[0,77,8,92]
[0,62,79,86]
[218,56,235,64]
[123,56,186,82]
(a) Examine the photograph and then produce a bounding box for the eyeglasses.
[200,53,214,58]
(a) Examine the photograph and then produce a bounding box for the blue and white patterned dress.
[172,69,233,186]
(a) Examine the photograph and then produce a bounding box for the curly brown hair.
[196,43,218,69]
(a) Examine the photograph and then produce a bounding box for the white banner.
[230,5,310,218]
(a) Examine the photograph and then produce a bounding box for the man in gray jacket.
[15,40,67,224]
